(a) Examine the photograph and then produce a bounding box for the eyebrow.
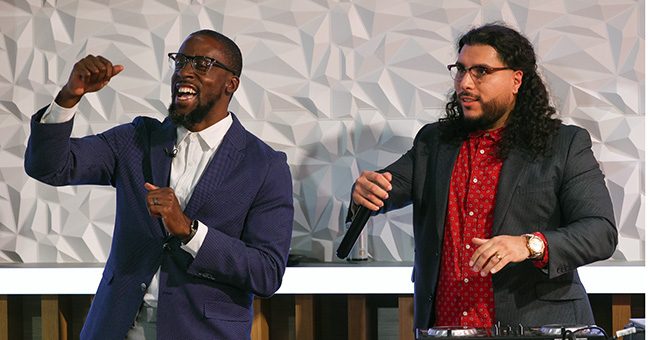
[455,62,503,68]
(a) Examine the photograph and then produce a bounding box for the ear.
[225,76,240,96]
[512,70,523,94]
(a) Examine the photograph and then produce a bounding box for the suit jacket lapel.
[492,149,526,235]
[150,118,177,188]
[433,142,460,243]
[183,114,246,218]
[149,118,177,237]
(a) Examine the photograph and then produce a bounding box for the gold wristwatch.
[524,233,544,259]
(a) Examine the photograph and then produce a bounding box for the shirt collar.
[175,113,233,150]
[469,126,504,142]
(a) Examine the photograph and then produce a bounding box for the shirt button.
[472,178,478,183]
[465,244,471,249]
[464,278,469,283]
[140,283,147,291]
[462,311,468,316]
[479,149,485,154]
[468,211,474,216]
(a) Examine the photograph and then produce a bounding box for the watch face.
[529,237,544,252]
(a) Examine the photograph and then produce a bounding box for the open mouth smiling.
[175,84,198,102]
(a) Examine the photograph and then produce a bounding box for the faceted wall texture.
[0,0,643,263]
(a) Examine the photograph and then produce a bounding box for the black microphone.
[336,206,373,259]
[164,146,178,158]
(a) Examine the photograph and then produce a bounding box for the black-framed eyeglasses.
[168,52,237,75]
[447,63,512,81]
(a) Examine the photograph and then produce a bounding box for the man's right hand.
[55,55,124,108]
[352,171,392,211]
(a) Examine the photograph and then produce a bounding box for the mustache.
[457,91,479,100]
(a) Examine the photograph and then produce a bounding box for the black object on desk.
[336,206,372,259]
[415,324,608,339]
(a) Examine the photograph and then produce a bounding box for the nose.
[457,71,475,90]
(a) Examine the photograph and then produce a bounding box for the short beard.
[168,101,212,130]
[461,97,511,132]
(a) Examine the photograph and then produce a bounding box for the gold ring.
[495,253,503,260]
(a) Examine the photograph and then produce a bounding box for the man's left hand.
[469,235,530,276]
[144,182,192,240]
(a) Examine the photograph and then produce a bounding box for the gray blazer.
[366,122,617,328]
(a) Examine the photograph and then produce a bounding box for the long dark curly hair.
[439,23,560,159]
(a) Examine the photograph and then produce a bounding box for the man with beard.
[348,23,617,331]
[25,30,293,340]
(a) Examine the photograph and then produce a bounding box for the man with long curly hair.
[349,23,617,330]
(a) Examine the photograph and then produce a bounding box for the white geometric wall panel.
[0,0,643,263]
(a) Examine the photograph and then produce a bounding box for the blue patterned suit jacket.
[25,106,294,339]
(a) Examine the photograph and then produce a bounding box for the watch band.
[182,220,198,245]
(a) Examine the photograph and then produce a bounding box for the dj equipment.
[416,323,608,339]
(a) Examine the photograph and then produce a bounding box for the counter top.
[0,262,644,295]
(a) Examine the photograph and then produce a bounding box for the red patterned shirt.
[434,129,503,327]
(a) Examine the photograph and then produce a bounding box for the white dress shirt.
[41,101,233,309]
